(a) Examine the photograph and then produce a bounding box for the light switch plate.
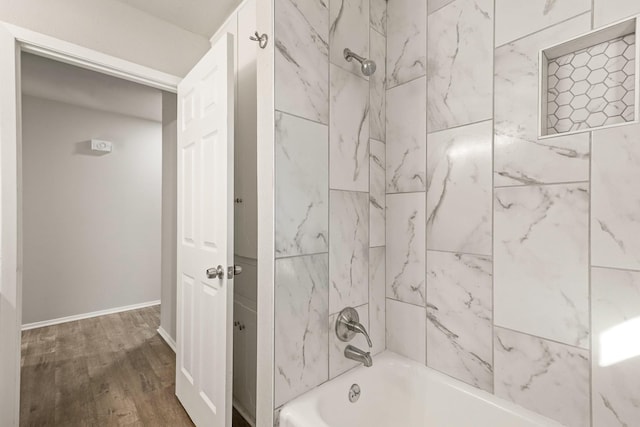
[91,139,112,152]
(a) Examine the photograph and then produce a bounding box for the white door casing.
[176,33,235,427]
[0,22,21,427]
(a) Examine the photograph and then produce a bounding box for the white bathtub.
[279,351,565,427]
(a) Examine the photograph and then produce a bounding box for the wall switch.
[91,139,112,152]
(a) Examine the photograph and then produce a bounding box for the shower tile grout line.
[494,11,592,49]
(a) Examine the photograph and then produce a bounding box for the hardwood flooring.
[20,306,252,427]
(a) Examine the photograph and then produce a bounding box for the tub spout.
[345,344,373,367]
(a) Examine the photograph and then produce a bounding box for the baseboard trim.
[21,300,161,331]
[233,399,256,427]
[157,326,176,352]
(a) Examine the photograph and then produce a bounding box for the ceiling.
[114,0,243,38]
[21,53,163,122]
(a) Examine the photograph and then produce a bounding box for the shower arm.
[344,48,365,64]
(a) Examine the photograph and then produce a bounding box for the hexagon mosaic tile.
[547,33,636,135]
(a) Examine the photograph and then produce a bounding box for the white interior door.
[176,33,235,427]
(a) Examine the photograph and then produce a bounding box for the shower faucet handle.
[335,307,373,348]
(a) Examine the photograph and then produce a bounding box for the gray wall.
[160,92,178,340]
[383,1,640,427]
[22,95,162,324]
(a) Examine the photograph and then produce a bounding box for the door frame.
[0,18,276,427]
[0,22,180,427]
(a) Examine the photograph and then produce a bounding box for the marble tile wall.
[382,1,640,426]
[273,0,387,410]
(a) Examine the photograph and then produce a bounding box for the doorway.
[18,51,190,424]
[16,45,254,427]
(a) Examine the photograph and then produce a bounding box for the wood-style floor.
[20,305,252,427]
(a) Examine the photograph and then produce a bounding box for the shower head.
[344,48,377,76]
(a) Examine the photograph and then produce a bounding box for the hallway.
[20,306,250,426]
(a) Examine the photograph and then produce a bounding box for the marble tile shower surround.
[329,190,369,314]
[426,120,492,256]
[494,13,592,186]
[592,124,640,271]
[330,64,370,192]
[273,0,640,425]
[378,1,640,427]
[546,34,636,135]
[274,0,329,124]
[275,112,328,258]
[386,76,427,193]
[494,327,590,427]
[591,267,640,427]
[426,251,493,392]
[427,0,494,132]
[386,192,426,306]
[330,0,369,78]
[274,254,329,407]
[273,0,386,411]
[494,183,590,348]
[387,0,426,88]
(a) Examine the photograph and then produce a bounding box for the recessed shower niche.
[539,16,640,138]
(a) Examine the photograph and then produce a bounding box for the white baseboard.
[233,398,256,427]
[157,326,176,352]
[21,300,161,331]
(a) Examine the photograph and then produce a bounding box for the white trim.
[209,0,253,45]
[233,398,257,427]
[255,0,275,423]
[157,326,177,352]
[21,300,161,331]
[1,22,181,93]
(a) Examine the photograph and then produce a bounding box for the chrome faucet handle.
[336,307,373,348]
[346,320,372,348]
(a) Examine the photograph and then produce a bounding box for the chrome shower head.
[344,48,377,76]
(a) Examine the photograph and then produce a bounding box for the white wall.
[21,95,162,324]
[0,0,210,76]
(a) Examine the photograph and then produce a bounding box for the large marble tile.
[494,327,590,427]
[428,0,455,14]
[494,184,589,348]
[386,192,426,306]
[494,14,591,186]
[426,121,492,255]
[495,0,591,47]
[369,247,386,355]
[594,0,640,26]
[386,298,426,364]
[427,0,493,132]
[592,267,640,427]
[370,0,386,35]
[329,304,370,378]
[275,0,329,124]
[369,28,386,142]
[426,251,493,392]
[330,0,369,77]
[329,190,369,314]
[274,254,329,407]
[370,139,385,247]
[386,77,426,193]
[275,112,328,258]
[592,124,640,271]
[330,64,370,192]
[386,0,426,88]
